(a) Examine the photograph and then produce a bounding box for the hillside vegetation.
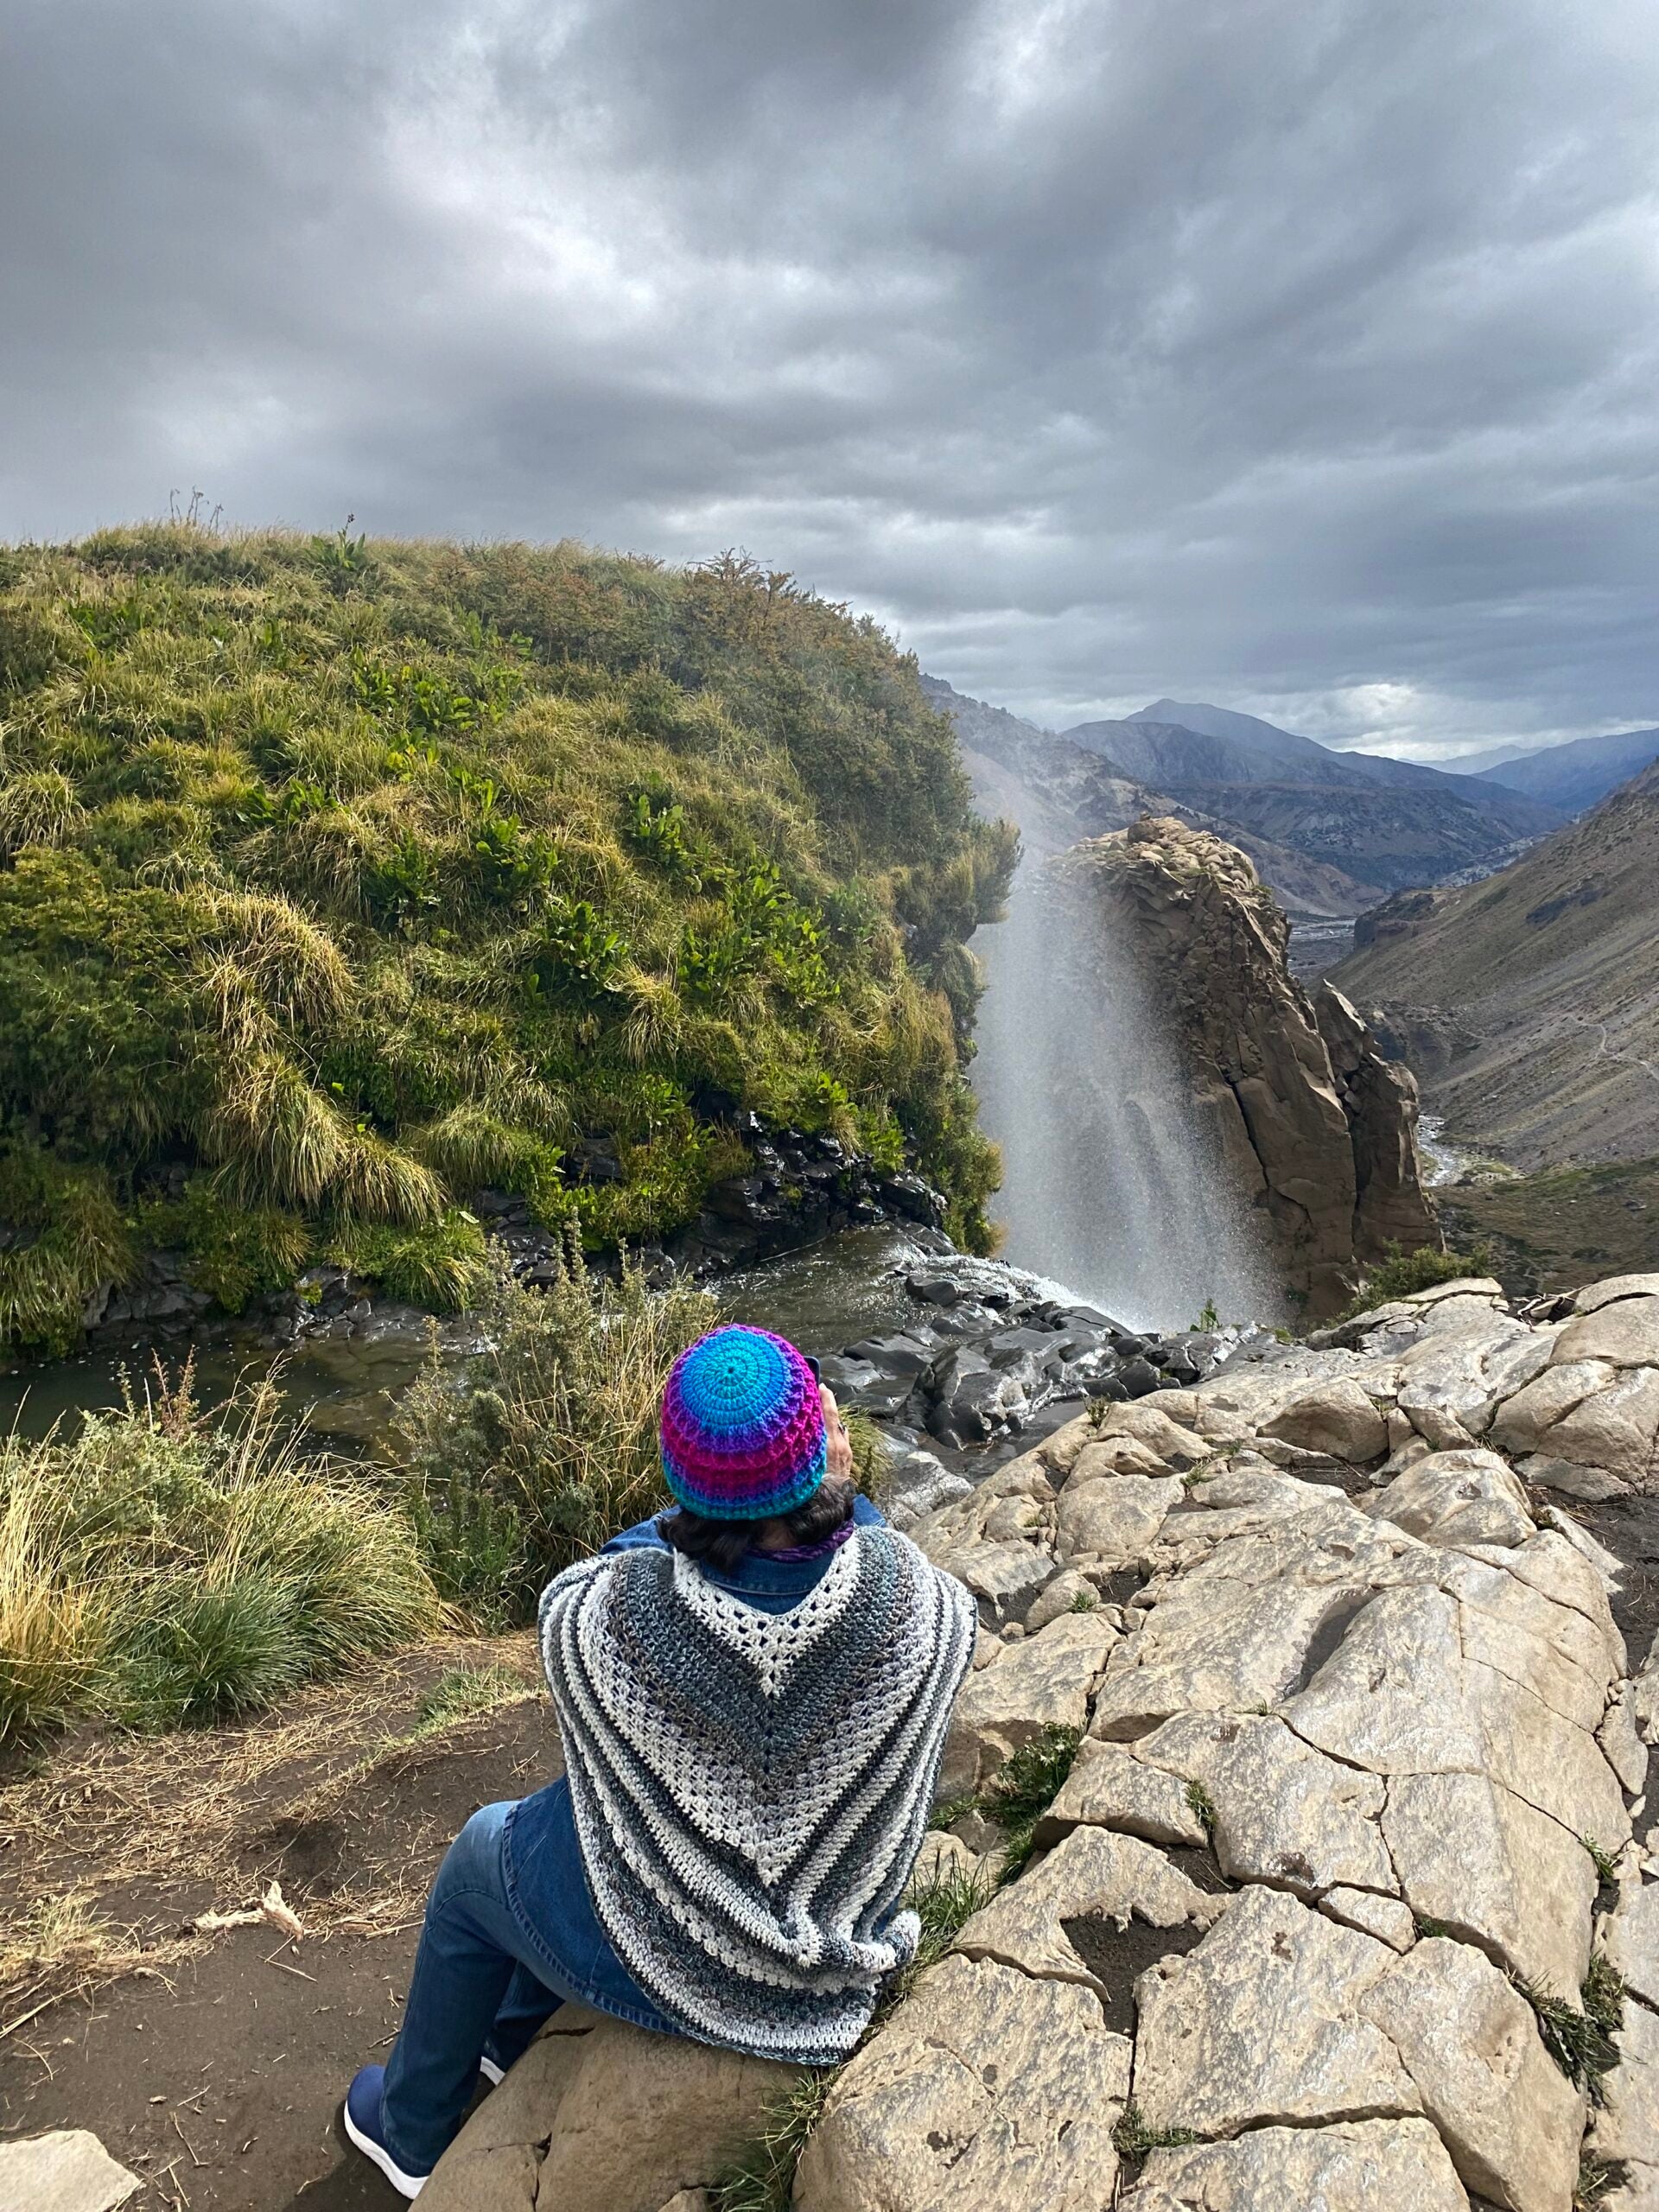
[0,526,1015,1348]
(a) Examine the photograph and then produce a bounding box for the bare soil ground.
[0,1633,554,2210]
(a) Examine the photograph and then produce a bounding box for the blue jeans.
[379,1790,671,2176]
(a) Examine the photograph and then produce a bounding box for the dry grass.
[0,1630,543,2026]
[0,1361,447,1746]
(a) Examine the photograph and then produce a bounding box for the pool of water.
[0,1224,944,1451]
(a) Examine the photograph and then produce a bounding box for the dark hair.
[661,1474,858,1577]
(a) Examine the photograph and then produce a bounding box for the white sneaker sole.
[342,2094,428,2198]
[479,2056,505,2086]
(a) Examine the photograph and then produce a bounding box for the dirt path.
[0,1635,556,2210]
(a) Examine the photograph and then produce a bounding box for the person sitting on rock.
[344,1323,978,2196]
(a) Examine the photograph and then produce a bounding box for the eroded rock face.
[1043,820,1437,1319]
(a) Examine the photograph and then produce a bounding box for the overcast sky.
[4,1,1657,761]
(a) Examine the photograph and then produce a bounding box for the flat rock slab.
[1132,1885,1420,2139]
[1382,1770,1596,1998]
[955,1821,1224,1995]
[1132,2114,1468,2212]
[1120,2118,1470,2210]
[1592,1990,1659,2174]
[1554,1296,1659,1370]
[0,2132,141,2212]
[793,1955,1129,2212]
[1037,1736,1208,1848]
[1359,1936,1584,2212]
[1056,1471,1182,1562]
[1371,1448,1535,1550]
[1604,1878,1659,2009]
[940,1608,1118,1792]
[1135,1710,1393,1895]
[420,2006,794,2212]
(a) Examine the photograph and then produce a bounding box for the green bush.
[0,1364,444,1745]
[0,530,1014,1344]
[397,1236,717,1625]
[1338,1238,1489,1321]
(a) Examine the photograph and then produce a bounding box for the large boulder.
[418,2007,795,2212]
[793,1955,1131,2212]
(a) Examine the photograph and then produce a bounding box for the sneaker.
[342,2063,429,2199]
[479,2052,505,2087]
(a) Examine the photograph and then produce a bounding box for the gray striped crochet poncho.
[537,1524,977,2063]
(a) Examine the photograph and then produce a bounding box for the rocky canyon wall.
[1047,816,1438,1321]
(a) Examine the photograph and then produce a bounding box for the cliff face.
[1052,817,1437,1319]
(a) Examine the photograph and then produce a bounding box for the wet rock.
[906,1268,963,1306]
[1120,2119,1469,2211]
[385,2006,796,2212]
[1262,1377,1390,1463]
[1135,1711,1394,1897]
[1117,1355,1163,1398]
[955,1821,1224,1993]
[0,2131,141,2212]
[792,1955,1129,2212]
[1360,1935,1584,2212]
[940,1610,1119,1793]
[1132,1885,1420,2137]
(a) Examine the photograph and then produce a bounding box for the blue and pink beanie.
[660,1325,826,1520]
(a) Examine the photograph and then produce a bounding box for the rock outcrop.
[1047,818,1439,1319]
[794,1267,1659,2212]
[423,1267,1659,2212]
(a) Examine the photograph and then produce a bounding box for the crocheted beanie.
[660,1325,826,1520]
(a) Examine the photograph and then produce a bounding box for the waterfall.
[970,867,1279,1330]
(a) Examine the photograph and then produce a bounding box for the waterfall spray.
[972,849,1279,1330]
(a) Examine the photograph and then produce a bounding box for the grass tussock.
[0,526,1017,1348]
[0,1359,445,1747]
[709,2071,833,2212]
[397,1236,716,1625]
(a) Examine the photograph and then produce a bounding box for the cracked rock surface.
[428,1269,1659,2212]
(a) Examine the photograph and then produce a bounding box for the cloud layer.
[4,0,1656,759]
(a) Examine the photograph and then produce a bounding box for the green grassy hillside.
[0,526,1016,1348]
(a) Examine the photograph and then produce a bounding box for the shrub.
[1338,1237,1490,1321]
[0,1363,444,1746]
[397,1236,717,1624]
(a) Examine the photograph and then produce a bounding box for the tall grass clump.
[397,1236,716,1625]
[0,1363,444,1747]
[0,527,1016,1348]
[1336,1237,1490,1323]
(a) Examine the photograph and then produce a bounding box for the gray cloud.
[3,0,1656,759]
